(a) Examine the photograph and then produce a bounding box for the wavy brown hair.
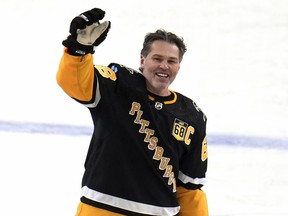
[140,29,187,62]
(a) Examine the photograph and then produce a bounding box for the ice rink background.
[1,0,288,215]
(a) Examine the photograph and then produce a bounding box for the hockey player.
[57,8,208,216]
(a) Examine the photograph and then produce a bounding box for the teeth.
[156,73,168,78]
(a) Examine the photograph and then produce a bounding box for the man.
[57,8,208,216]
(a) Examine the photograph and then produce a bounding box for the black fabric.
[76,63,207,215]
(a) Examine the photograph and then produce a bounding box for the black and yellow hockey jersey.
[57,49,208,216]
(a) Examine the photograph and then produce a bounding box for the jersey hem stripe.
[178,171,206,185]
[81,186,180,216]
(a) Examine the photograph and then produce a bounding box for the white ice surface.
[1,131,287,216]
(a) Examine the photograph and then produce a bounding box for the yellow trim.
[165,90,177,104]
[148,95,155,101]
[148,90,177,105]
[176,187,209,216]
[56,48,94,101]
[75,202,124,216]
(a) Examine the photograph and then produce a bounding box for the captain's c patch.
[172,118,195,145]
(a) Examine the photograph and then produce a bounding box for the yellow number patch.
[96,65,117,81]
[172,119,194,145]
[201,136,208,161]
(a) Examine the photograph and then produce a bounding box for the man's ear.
[140,55,145,69]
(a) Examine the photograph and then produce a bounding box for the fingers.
[89,8,106,21]
[69,8,107,39]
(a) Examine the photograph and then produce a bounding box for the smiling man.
[140,39,181,96]
[57,8,208,216]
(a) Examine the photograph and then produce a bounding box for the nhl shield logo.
[155,101,163,110]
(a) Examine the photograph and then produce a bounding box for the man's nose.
[159,62,169,69]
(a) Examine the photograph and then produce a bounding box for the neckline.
[148,90,177,105]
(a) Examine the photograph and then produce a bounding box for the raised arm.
[56,8,111,101]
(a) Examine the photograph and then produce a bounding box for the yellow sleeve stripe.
[56,48,95,101]
[176,186,209,216]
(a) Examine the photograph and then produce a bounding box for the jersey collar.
[148,90,177,105]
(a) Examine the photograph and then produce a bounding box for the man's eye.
[168,60,177,64]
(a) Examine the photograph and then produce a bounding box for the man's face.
[140,40,181,96]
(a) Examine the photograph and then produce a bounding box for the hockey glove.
[62,8,111,55]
